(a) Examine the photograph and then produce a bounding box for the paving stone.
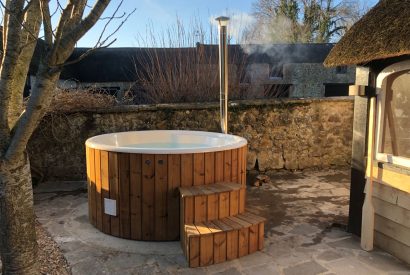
[164,254,189,268]
[63,248,102,265]
[283,260,328,275]
[327,237,361,250]
[330,188,349,196]
[212,267,242,275]
[202,259,240,274]
[289,224,321,236]
[176,267,207,275]
[316,250,342,262]
[32,170,410,274]
[121,264,160,275]
[102,252,148,270]
[243,263,281,275]
[58,240,86,253]
[153,255,185,273]
[324,258,382,275]
[357,251,410,272]
[238,252,272,268]
[70,259,110,275]
[33,193,57,202]
[274,251,314,267]
[323,228,351,240]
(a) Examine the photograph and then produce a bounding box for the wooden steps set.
[179,182,266,267]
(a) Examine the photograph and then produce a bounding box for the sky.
[62,0,378,47]
[77,0,254,47]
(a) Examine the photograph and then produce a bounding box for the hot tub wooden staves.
[86,146,247,241]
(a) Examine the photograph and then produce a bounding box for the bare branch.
[99,12,128,20]
[1,0,10,52]
[54,39,116,68]
[40,0,53,46]
[48,1,75,62]
[60,0,111,47]
[0,0,42,42]
[4,0,137,161]
[63,0,87,32]
[3,0,135,161]
[95,0,124,46]
[21,0,34,14]
[96,5,136,48]
[51,1,134,70]
[50,0,60,16]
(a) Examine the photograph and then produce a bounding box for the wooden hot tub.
[85,130,247,241]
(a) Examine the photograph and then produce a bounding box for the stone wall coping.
[63,96,354,114]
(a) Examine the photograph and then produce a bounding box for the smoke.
[209,12,255,44]
[242,14,298,55]
[209,12,300,57]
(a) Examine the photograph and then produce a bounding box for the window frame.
[375,60,410,168]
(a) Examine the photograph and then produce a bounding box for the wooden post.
[348,68,378,236]
[348,96,369,235]
[361,97,376,251]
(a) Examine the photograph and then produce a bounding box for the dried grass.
[134,17,250,104]
[136,47,249,104]
[26,88,117,145]
[46,88,116,113]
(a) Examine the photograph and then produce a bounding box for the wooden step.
[179,182,246,224]
[182,212,266,267]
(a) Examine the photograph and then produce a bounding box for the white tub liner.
[85,130,247,154]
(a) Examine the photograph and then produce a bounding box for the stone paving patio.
[34,169,410,274]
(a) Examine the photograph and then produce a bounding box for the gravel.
[0,222,71,274]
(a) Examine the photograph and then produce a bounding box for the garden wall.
[28,97,354,181]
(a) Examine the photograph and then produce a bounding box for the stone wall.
[286,63,355,97]
[27,97,354,181]
[246,63,355,98]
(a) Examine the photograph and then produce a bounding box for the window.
[269,64,283,79]
[336,66,347,74]
[263,84,291,98]
[324,84,350,97]
[376,61,410,168]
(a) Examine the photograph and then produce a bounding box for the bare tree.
[252,0,365,43]
[0,0,130,273]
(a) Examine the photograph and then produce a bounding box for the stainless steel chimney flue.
[216,16,229,134]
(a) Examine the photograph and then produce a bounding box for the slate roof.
[60,43,337,83]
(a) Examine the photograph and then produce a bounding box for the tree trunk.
[0,153,38,274]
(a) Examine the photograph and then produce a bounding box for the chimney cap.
[215,16,230,26]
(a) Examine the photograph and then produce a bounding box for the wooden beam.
[370,165,410,194]
[348,85,376,96]
[373,181,410,211]
[373,197,410,228]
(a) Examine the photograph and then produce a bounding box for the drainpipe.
[216,16,229,134]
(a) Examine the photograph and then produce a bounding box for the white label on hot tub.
[104,198,117,216]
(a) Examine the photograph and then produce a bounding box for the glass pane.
[381,70,410,158]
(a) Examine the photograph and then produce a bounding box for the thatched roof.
[324,0,410,67]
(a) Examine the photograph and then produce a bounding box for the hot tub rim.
[85,130,248,154]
